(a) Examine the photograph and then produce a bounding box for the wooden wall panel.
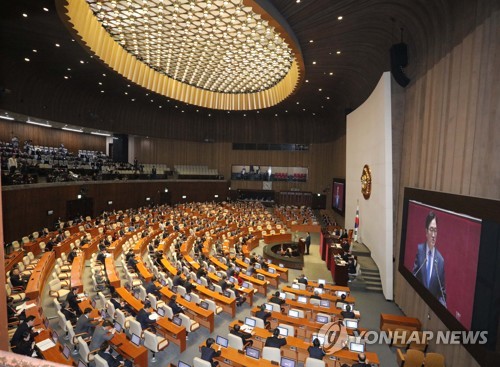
[394,2,500,366]
[2,180,228,243]
[0,119,106,153]
[132,133,347,225]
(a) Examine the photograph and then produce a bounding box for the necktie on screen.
[426,250,432,287]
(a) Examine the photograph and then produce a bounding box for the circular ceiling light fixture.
[58,0,304,110]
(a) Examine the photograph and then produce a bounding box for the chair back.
[94,354,110,367]
[262,346,281,362]
[251,317,265,329]
[78,336,91,362]
[305,357,326,367]
[405,349,425,367]
[128,319,143,337]
[278,323,295,337]
[193,357,212,367]
[227,333,244,350]
[143,330,159,352]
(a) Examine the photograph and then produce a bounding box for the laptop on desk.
[216,335,228,348]
[240,317,256,333]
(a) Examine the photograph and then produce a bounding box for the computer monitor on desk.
[280,356,296,367]
[172,316,182,326]
[336,291,348,298]
[344,318,358,329]
[291,283,300,290]
[246,346,260,359]
[288,309,299,318]
[277,326,288,337]
[297,296,307,304]
[349,342,365,353]
[130,333,141,347]
[316,315,329,324]
[264,303,273,312]
[200,301,209,310]
[245,317,256,327]
[62,345,71,359]
[320,300,330,308]
[216,335,228,348]
[318,279,326,286]
[312,334,325,346]
[114,321,123,333]
[178,361,191,367]
[313,287,323,294]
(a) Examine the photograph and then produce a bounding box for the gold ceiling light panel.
[58,0,304,110]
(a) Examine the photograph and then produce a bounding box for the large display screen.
[399,188,500,365]
[332,178,345,216]
[231,165,308,182]
[402,201,481,329]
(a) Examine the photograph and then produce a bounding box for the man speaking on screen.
[412,211,447,307]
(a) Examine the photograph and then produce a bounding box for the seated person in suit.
[98,341,133,367]
[297,274,308,285]
[168,295,184,315]
[66,287,83,316]
[230,324,253,348]
[89,320,116,352]
[136,301,156,330]
[10,315,39,349]
[9,268,27,290]
[269,291,285,306]
[144,278,161,297]
[310,290,322,300]
[172,270,184,287]
[340,304,355,319]
[350,353,370,367]
[265,328,287,348]
[60,301,78,324]
[75,307,99,338]
[67,249,78,264]
[14,331,37,357]
[201,337,221,367]
[308,337,326,360]
[255,304,271,329]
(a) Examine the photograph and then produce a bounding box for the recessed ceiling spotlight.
[296,0,300,3]
[43,7,49,12]
[131,98,135,101]
[337,50,341,54]
[326,96,330,100]
[305,80,309,83]
[22,13,28,18]
[150,99,154,102]
[338,16,343,20]
[55,43,60,47]
[318,89,322,92]
[296,102,300,104]
[67,67,71,71]
[102,73,106,76]
[181,110,185,113]
[24,57,30,62]
[329,72,333,75]
[275,114,278,116]
[256,111,260,114]
[124,92,128,95]
[208,114,211,117]
[80,60,84,64]
[159,106,162,108]
[100,90,104,93]
[309,40,314,43]
[312,61,316,65]
[302,108,306,111]
[32,49,37,53]
[64,76,69,79]
[98,82,102,85]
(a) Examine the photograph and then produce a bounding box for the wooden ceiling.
[0,0,464,143]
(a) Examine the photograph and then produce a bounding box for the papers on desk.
[77,293,86,299]
[36,338,56,351]
[16,302,37,311]
[240,325,253,333]
[149,312,160,321]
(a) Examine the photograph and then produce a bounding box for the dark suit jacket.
[265,336,287,348]
[66,291,81,314]
[98,350,121,367]
[308,345,326,360]
[230,329,252,343]
[269,296,284,305]
[255,310,271,323]
[201,345,221,367]
[136,308,155,330]
[412,244,446,306]
[14,339,34,356]
[341,311,355,319]
[10,321,33,346]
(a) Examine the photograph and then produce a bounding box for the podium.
[297,238,305,255]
